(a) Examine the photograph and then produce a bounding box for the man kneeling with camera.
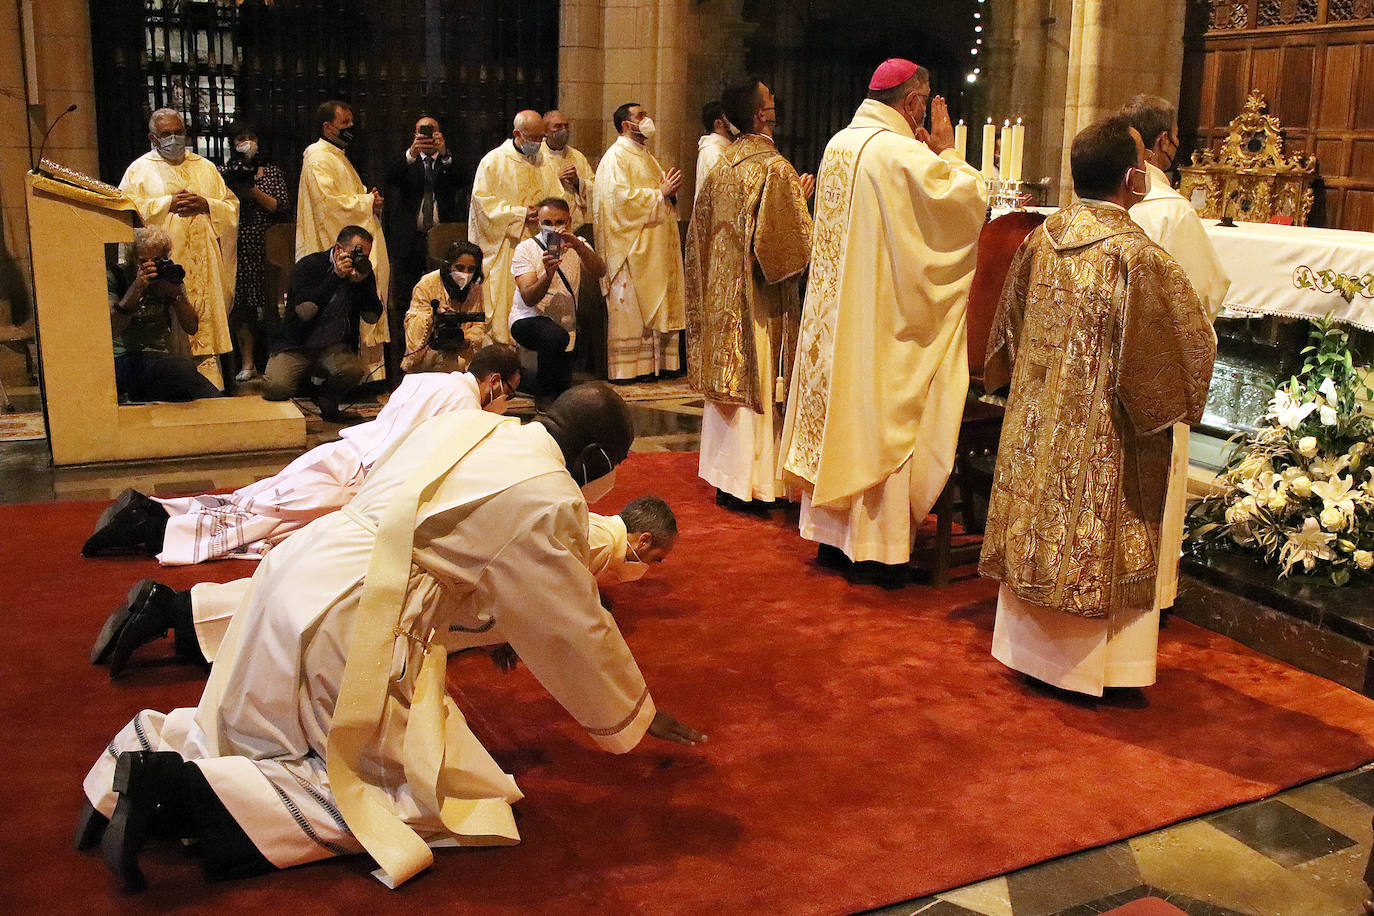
[262,224,382,422]
[110,227,222,403]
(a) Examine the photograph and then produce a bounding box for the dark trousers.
[261,344,368,401]
[184,763,275,880]
[114,351,222,403]
[388,232,429,384]
[511,315,573,396]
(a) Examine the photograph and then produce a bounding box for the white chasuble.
[542,142,597,230]
[85,415,655,886]
[1131,162,1232,609]
[779,100,987,561]
[119,151,239,358]
[467,142,564,344]
[295,139,391,344]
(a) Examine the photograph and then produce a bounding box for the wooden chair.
[920,210,1047,587]
[425,222,468,270]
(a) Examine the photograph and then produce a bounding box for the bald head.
[514,109,545,137]
[535,383,635,484]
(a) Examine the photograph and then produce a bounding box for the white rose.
[1321,505,1346,530]
[1290,475,1313,498]
[1282,466,1306,482]
[1355,550,1374,570]
[1267,492,1288,512]
[1298,436,1320,458]
[1226,502,1251,525]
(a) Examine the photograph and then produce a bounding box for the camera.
[417,124,435,138]
[152,256,186,285]
[429,300,471,352]
[347,245,372,276]
[223,154,256,189]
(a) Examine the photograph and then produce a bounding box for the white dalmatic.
[468,141,564,344]
[295,138,391,346]
[119,150,239,361]
[1131,161,1232,609]
[541,141,597,230]
[593,136,686,380]
[84,413,656,887]
[694,132,730,202]
[154,371,484,565]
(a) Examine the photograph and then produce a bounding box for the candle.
[1010,118,1025,182]
[954,120,967,160]
[981,119,996,176]
[999,120,1012,181]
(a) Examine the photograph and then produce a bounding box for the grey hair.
[148,108,182,133]
[133,226,172,255]
[1119,94,1177,149]
[619,495,677,548]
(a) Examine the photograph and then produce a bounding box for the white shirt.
[509,236,588,343]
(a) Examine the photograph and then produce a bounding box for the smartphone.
[418,124,435,138]
[542,228,564,256]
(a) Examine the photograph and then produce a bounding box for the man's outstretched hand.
[648,710,707,746]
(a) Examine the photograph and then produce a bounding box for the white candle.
[954,121,967,160]
[999,120,1012,180]
[1010,118,1025,182]
[981,119,996,176]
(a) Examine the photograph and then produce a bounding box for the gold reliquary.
[1178,89,1316,226]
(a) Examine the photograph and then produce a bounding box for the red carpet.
[4,450,1374,914]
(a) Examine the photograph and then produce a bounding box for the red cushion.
[967,211,1047,383]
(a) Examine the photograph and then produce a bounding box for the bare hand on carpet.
[649,710,707,746]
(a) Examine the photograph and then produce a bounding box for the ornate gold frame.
[1178,89,1317,226]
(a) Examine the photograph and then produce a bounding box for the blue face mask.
[518,137,542,158]
[156,134,187,160]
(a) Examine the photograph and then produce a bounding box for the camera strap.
[532,236,577,307]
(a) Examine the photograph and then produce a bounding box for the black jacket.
[384,152,464,259]
[276,249,383,352]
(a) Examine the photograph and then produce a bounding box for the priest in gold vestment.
[979,116,1216,696]
[778,60,988,587]
[686,79,814,505]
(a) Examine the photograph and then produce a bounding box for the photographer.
[109,227,222,403]
[403,239,488,374]
[510,197,605,398]
[218,121,289,383]
[385,115,462,324]
[261,225,383,422]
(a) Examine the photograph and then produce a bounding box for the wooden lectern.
[26,165,305,465]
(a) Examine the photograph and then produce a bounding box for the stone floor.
[2,380,1371,916]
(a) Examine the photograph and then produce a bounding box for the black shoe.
[815,544,851,571]
[846,560,913,590]
[75,800,109,851]
[101,750,189,892]
[102,580,180,678]
[81,489,168,558]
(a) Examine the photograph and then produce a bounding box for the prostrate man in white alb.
[541,109,597,230]
[593,102,687,381]
[295,100,391,358]
[119,108,239,389]
[468,110,564,344]
[1119,93,1231,612]
[77,384,705,892]
[687,77,814,509]
[88,495,679,678]
[694,98,732,202]
[81,345,522,568]
[778,59,988,589]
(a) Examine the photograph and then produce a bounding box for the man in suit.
[385,115,463,372]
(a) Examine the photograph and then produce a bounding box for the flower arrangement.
[1188,317,1374,585]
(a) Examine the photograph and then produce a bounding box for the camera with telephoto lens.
[152,256,186,285]
[347,245,371,276]
[223,154,256,190]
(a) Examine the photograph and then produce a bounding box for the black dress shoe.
[845,560,913,590]
[102,751,170,890]
[75,799,109,850]
[815,544,851,571]
[104,580,179,679]
[82,489,168,558]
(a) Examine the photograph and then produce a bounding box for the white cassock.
[154,372,484,565]
[187,510,633,663]
[84,413,656,887]
[119,150,239,369]
[694,133,730,202]
[592,136,686,380]
[1130,162,1230,609]
[295,138,391,348]
[779,99,988,563]
[542,142,597,230]
[468,141,564,344]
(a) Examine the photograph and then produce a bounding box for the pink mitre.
[868,58,919,91]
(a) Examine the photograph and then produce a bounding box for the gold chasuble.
[978,202,1216,617]
[119,151,239,359]
[779,100,986,556]
[296,139,391,343]
[685,134,813,412]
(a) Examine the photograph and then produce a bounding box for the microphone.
[32,103,78,176]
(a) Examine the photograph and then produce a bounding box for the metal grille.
[1257,0,1319,26]
[90,0,559,199]
[1209,0,1251,30]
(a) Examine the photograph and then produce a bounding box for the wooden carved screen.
[1181,0,1374,231]
[90,0,559,203]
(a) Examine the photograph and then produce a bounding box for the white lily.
[1320,404,1339,426]
[1311,474,1358,518]
[1280,517,1336,573]
[1267,389,1318,430]
[1319,376,1339,403]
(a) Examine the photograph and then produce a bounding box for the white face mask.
[635,117,656,139]
[1126,166,1149,201]
[480,377,509,414]
[235,140,257,158]
[517,136,542,157]
[450,268,474,289]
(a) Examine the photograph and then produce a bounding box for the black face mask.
[335,126,356,147]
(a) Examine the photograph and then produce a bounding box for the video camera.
[428,299,484,352]
[223,154,256,190]
[152,256,186,285]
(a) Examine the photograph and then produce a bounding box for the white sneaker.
[235,368,260,382]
